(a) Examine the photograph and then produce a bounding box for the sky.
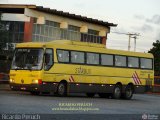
[1,0,160,52]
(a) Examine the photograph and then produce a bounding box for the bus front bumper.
[10,83,58,92]
[10,83,41,92]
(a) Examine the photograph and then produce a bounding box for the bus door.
[43,48,56,92]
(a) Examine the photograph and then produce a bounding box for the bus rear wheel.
[86,93,95,97]
[122,85,133,100]
[57,82,67,97]
[112,85,121,99]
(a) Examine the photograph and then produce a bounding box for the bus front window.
[11,48,43,70]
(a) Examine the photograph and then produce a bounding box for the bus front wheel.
[112,85,122,99]
[57,82,67,97]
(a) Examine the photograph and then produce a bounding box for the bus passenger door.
[43,48,54,92]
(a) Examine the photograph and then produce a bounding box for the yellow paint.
[10,40,154,86]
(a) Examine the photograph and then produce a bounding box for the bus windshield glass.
[11,48,43,70]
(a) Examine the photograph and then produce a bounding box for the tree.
[148,40,160,75]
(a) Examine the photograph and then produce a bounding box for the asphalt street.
[0,90,160,120]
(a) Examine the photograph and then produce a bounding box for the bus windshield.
[11,48,44,70]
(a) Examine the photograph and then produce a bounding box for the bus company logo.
[132,71,142,85]
[69,75,75,82]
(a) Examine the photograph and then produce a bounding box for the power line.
[110,31,140,51]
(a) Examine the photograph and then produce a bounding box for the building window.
[68,25,80,32]
[60,25,81,40]
[46,20,60,27]
[81,29,102,43]
[32,20,60,42]
[88,29,99,35]
[1,21,24,44]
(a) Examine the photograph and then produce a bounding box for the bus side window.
[140,58,152,69]
[87,53,99,65]
[44,49,53,70]
[115,55,126,67]
[57,50,69,63]
[128,57,139,68]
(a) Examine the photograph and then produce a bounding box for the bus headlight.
[32,79,42,84]
[10,78,15,83]
[32,79,39,84]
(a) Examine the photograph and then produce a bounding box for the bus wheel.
[57,82,67,97]
[86,93,95,97]
[122,85,133,100]
[98,93,109,98]
[112,85,121,99]
[30,91,40,95]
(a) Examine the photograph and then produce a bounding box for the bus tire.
[86,93,95,97]
[112,85,121,99]
[122,85,133,100]
[98,93,109,98]
[57,82,67,97]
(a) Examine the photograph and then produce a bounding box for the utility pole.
[111,31,140,51]
[127,33,140,51]
[132,36,138,52]
[128,34,131,51]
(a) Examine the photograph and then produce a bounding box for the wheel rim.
[114,86,121,98]
[126,88,132,98]
[58,84,65,95]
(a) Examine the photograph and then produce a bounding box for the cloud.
[156,31,160,40]
[134,14,160,25]
[141,24,153,32]
[146,15,160,25]
[134,14,145,20]
[111,26,129,34]
[131,24,153,33]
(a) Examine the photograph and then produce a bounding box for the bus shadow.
[15,91,150,102]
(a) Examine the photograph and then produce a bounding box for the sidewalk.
[0,83,10,91]
[152,84,160,93]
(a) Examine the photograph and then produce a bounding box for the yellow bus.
[10,40,154,99]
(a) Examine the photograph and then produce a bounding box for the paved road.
[0,90,160,120]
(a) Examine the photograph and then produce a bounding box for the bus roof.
[16,40,153,58]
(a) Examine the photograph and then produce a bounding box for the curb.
[146,92,160,95]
